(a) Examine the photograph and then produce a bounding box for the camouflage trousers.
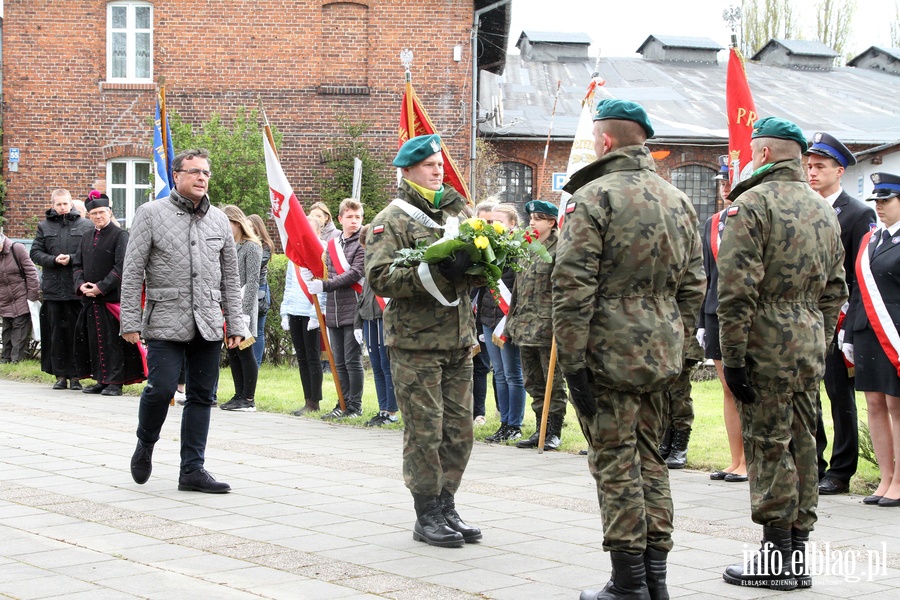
[665,359,696,430]
[740,387,818,531]
[576,384,673,553]
[388,346,474,496]
[520,345,568,420]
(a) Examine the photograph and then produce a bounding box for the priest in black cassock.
[73,192,146,395]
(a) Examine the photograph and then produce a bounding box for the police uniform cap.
[751,116,808,153]
[868,172,900,201]
[806,132,857,168]
[525,200,558,218]
[393,134,443,168]
[84,191,111,213]
[593,99,655,138]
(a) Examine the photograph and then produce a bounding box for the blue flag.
[153,102,175,200]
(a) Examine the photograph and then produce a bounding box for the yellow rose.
[471,219,484,231]
[474,235,489,250]
[492,221,506,234]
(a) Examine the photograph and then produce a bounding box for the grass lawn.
[1,358,879,491]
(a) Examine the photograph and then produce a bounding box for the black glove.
[437,249,473,283]
[565,367,596,419]
[723,365,757,404]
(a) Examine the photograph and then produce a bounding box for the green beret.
[593,99,655,138]
[525,200,558,217]
[393,134,443,168]
[751,117,808,153]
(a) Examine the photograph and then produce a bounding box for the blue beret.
[393,134,443,168]
[869,172,900,201]
[593,99,654,138]
[806,132,856,168]
[751,117,808,153]
[525,200,558,217]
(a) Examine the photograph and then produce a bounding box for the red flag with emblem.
[726,47,757,186]
[399,80,471,202]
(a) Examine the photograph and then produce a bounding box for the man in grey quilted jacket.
[121,149,248,494]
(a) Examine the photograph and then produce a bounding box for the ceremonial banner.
[153,101,175,200]
[726,47,757,185]
[559,77,604,228]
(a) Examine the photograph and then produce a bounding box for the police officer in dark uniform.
[806,132,876,496]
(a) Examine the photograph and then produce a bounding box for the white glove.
[842,343,854,364]
[242,314,251,326]
[307,280,324,295]
[299,267,314,283]
[695,328,706,348]
[354,328,364,345]
[307,316,320,331]
[281,315,290,331]
[478,333,485,343]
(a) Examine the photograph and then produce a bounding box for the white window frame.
[107,158,153,228]
[106,1,153,82]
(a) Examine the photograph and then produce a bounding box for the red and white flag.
[726,47,757,185]
[558,77,604,229]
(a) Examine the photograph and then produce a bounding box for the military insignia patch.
[373,224,384,235]
[727,206,739,216]
[873,173,881,184]
[893,236,900,245]
[871,222,879,231]
[565,202,576,214]
[430,138,441,153]
[814,132,823,143]
[718,221,725,232]
[835,207,842,215]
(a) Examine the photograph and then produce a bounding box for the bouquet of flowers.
[391,217,552,296]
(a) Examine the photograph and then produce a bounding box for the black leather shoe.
[101,384,123,396]
[878,496,900,507]
[724,473,748,482]
[818,476,849,495]
[69,379,83,391]
[439,489,482,543]
[130,440,154,484]
[863,495,883,505]
[52,377,68,390]
[178,469,231,493]
[82,383,107,394]
[710,470,728,480]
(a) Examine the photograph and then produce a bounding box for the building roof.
[479,52,900,145]
[848,46,900,66]
[516,31,593,47]
[636,35,724,54]
[751,38,839,59]
[476,0,511,75]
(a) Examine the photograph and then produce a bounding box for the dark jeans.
[328,324,364,411]
[1,314,32,362]
[227,344,259,400]
[472,338,491,418]
[288,315,323,402]
[137,336,222,474]
[363,318,397,412]
[252,311,267,366]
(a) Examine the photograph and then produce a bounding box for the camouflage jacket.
[717,159,847,391]
[364,180,476,351]
[552,145,706,392]
[507,229,558,346]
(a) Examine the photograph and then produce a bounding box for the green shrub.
[264,253,293,365]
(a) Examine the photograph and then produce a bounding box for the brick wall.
[2,0,475,236]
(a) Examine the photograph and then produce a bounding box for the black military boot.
[439,489,482,542]
[543,414,564,450]
[657,427,672,459]
[516,412,542,448]
[580,551,650,600]
[664,428,690,469]
[792,529,812,588]
[411,493,464,547]
[723,526,797,590]
[484,422,508,443]
[644,547,669,600]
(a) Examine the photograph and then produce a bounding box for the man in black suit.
[807,132,876,495]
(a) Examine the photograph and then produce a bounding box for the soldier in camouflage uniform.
[718,117,847,590]
[658,337,703,469]
[552,100,705,600]
[365,134,481,548]
[507,200,568,450]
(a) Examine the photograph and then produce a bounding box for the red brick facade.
[2,0,476,236]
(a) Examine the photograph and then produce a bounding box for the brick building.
[0,0,510,236]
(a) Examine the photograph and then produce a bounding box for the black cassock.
[73,224,146,386]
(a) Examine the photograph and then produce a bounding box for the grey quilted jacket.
[120,191,249,342]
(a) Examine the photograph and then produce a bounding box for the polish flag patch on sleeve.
[565,202,576,214]
[727,205,740,217]
[372,224,384,235]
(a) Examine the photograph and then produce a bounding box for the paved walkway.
[1,379,899,599]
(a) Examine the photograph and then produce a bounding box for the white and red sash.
[857,229,900,376]
[491,279,513,344]
[710,210,723,263]
[327,237,363,295]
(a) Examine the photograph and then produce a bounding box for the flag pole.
[158,76,176,408]
[534,80,562,200]
[258,97,346,412]
[405,68,416,140]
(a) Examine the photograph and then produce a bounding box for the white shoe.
[174,389,187,406]
[474,415,486,425]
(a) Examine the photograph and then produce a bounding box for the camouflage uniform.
[717,159,847,532]
[666,338,702,431]
[365,179,476,496]
[507,229,568,424]
[552,145,705,553]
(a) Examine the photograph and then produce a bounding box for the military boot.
[484,422,508,443]
[439,489,482,542]
[644,547,669,600]
[658,427,672,459]
[516,412,542,448]
[543,414,564,450]
[664,428,690,469]
[292,399,320,416]
[792,529,812,588]
[723,526,797,590]
[580,551,650,600]
[411,493,464,548]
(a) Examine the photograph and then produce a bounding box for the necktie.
[876,229,893,257]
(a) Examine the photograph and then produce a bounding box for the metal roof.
[752,38,839,59]
[516,31,593,47]
[848,45,900,65]
[636,35,724,53]
[478,53,900,146]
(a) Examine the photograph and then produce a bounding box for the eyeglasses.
[175,168,212,178]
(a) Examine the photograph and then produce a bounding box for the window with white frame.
[108,158,152,227]
[107,2,152,81]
